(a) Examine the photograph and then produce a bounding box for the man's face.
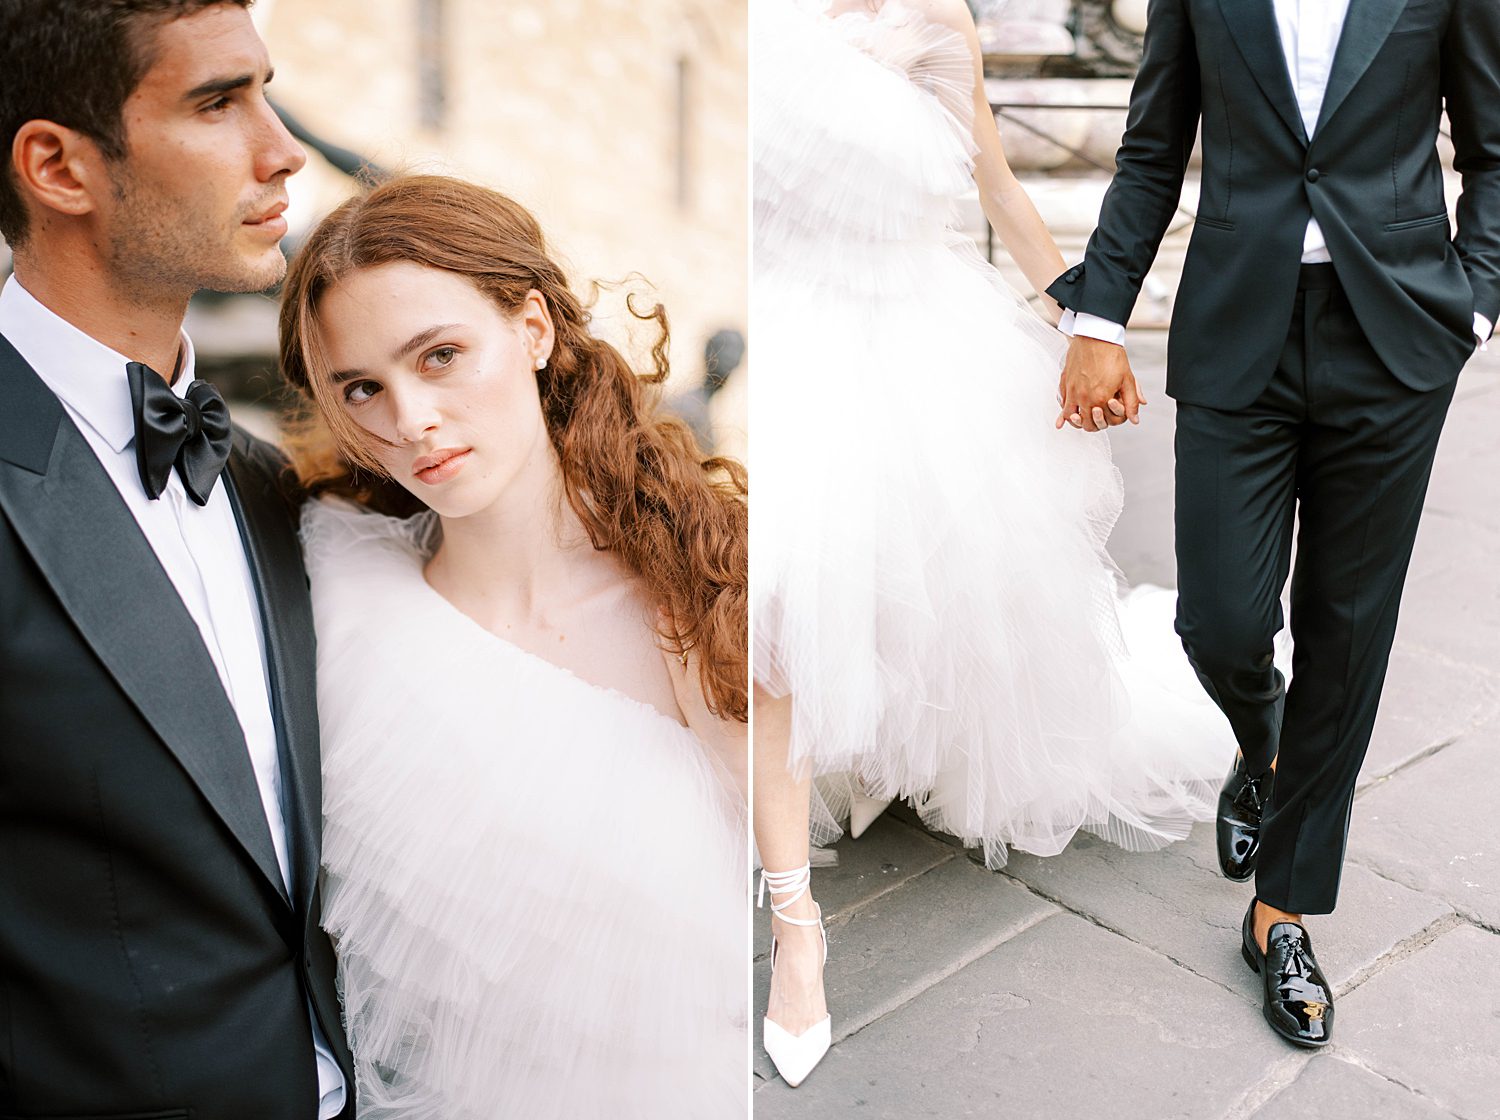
[98,5,306,296]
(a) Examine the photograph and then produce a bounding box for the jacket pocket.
[1193,214,1236,232]
[1385,212,1449,232]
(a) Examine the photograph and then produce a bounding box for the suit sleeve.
[1045,0,1200,323]
[1443,0,1500,327]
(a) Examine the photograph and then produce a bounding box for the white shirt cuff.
[1060,311,1128,346]
[1476,312,1493,352]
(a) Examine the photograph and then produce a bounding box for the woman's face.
[315,261,555,519]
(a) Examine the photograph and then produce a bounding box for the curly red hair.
[278,175,748,721]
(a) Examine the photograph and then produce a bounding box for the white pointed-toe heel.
[848,789,892,839]
[759,863,831,1087]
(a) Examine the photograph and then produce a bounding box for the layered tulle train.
[303,500,747,1119]
[752,0,1236,868]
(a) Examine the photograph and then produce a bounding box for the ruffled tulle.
[752,0,1236,867]
[303,500,747,1119]
[755,1,976,260]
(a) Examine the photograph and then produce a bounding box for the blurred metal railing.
[272,99,389,186]
[986,99,1196,262]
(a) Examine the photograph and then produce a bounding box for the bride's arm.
[661,646,748,805]
[927,0,1068,323]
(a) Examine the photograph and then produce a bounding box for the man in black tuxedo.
[1046,0,1499,1046]
[0,1,353,1114]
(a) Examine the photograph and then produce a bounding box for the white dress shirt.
[1061,0,1493,348]
[0,276,346,1119]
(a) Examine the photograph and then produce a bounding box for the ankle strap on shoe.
[758,863,820,926]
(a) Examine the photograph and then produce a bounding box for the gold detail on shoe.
[1304,1002,1327,1021]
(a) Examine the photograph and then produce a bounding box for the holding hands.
[1056,335,1146,432]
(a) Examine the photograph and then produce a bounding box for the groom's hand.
[1056,336,1144,432]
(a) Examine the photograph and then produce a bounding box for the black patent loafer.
[1217,756,1272,881]
[1241,900,1334,1048]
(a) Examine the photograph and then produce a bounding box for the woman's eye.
[344,380,380,405]
[423,346,458,370]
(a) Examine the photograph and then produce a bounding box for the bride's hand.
[1056,335,1145,432]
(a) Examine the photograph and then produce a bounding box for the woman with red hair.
[280,175,748,1117]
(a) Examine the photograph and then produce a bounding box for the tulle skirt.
[751,234,1234,867]
[304,501,748,1119]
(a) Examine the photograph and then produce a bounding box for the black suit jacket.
[1045,0,1500,409]
[0,333,354,1118]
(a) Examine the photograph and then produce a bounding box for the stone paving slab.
[754,822,1050,1082]
[1003,823,1453,998]
[1358,647,1500,790]
[1424,371,1500,535]
[1252,1056,1462,1120]
[1338,925,1500,1120]
[1395,514,1500,672]
[755,856,1059,1050]
[753,815,955,959]
[750,343,1500,1117]
[1351,732,1500,929]
[754,911,1290,1119]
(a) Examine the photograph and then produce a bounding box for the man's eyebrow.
[183,66,274,102]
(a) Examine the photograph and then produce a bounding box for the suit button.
[1306,168,1321,182]
[1065,273,1078,284]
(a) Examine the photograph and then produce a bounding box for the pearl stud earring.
[535,356,548,371]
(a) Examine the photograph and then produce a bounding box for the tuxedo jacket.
[0,334,354,1118]
[1045,0,1500,409]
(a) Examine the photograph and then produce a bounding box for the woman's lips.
[412,448,472,485]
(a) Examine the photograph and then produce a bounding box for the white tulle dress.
[753,0,1238,867]
[302,499,747,1119]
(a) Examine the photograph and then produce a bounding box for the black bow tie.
[126,361,233,506]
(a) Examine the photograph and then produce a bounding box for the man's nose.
[258,99,308,181]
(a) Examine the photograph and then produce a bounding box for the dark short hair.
[0,0,252,248]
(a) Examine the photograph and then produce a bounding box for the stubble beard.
[104,162,288,302]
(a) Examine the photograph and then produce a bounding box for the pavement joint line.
[1330,1050,1474,1120]
[822,840,960,929]
[1343,857,1500,935]
[1458,913,1500,937]
[749,835,958,964]
[1353,735,1463,798]
[824,906,1062,1049]
[1215,1049,1315,1120]
[994,868,1254,1003]
[1334,910,1466,999]
[1388,642,1500,680]
[898,813,1274,1003]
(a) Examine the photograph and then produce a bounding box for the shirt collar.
[0,274,199,455]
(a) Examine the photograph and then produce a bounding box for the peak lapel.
[1218,0,1310,146]
[1314,0,1408,136]
[224,444,322,917]
[0,336,291,907]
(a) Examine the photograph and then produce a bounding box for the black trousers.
[1173,264,1457,915]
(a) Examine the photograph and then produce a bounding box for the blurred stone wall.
[231,0,747,441]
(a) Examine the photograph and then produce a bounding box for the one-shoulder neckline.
[306,496,695,738]
[409,550,695,738]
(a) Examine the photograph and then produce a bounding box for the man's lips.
[243,199,288,233]
[412,448,472,484]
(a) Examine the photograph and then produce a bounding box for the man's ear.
[11,119,111,224]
